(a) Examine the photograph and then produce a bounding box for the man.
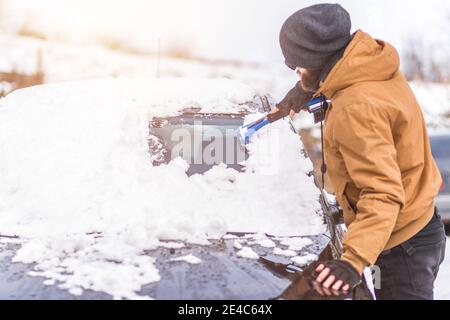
[276,3,446,300]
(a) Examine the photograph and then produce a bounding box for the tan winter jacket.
[319,30,442,274]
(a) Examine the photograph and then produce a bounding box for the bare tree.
[402,10,450,83]
[402,38,428,81]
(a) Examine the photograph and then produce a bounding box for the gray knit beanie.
[280,3,352,70]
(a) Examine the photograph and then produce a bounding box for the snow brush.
[237,96,331,145]
[237,110,285,145]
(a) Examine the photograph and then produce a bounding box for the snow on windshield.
[0,78,325,299]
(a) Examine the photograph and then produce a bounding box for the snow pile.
[170,254,202,265]
[237,247,259,260]
[0,78,324,299]
[277,237,313,251]
[15,234,161,300]
[254,239,276,249]
[291,254,318,267]
[232,233,317,263]
[273,248,297,257]
[233,240,244,250]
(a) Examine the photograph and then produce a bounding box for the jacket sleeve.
[332,103,405,274]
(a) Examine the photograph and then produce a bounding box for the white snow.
[43,279,56,286]
[435,237,450,300]
[0,237,24,245]
[233,240,244,250]
[243,233,268,240]
[254,239,277,249]
[222,234,240,240]
[169,254,202,265]
[244,233,276,248]
[273,248,298,257]
[158,242,185,249]
[323,191,337,205]
[291,254,318,267]
[277,237,313,251]
[0,78,324,299]
[236,247,259,260]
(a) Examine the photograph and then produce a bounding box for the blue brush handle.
[240,117,271,144]
[249,117,270,132]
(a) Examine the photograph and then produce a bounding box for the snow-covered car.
[0,79,373,300]
[430,133,450,226]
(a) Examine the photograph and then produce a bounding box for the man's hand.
[275,81,313,117]
[314,260,362,295]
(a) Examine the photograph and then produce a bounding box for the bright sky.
[1,0,449,63]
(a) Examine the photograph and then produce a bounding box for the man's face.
[296,67,321,92]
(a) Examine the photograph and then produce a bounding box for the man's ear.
[301,68,322,92]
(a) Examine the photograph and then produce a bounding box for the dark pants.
[374,208,447,300]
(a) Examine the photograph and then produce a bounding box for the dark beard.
[300,69,322,92]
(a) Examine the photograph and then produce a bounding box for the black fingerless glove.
[320,260,362,290]
[276,81,314,117]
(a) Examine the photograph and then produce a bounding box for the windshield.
[150,114,248,176]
